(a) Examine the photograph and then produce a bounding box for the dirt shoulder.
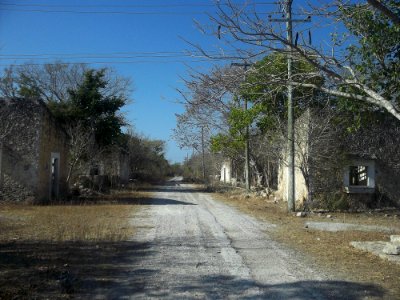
[213,190,400,299]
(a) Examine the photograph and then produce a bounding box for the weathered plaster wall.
[277,110,310,203]
[220,160,232,184]
[37,103,69,202]
[277,161,308,203]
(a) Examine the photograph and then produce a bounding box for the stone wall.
[0,98,41,201]
[0,98,69,203]
[37,103,69,202]
[375,161,400,206]
[0,144,36,202]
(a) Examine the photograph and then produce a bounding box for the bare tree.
[65,122,96,185]
[174,65,245,150]
[189,0,400,120]
[294,106,346,204]
[0,62,132,103]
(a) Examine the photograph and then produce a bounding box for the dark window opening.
[90,165,100,176]
[349,165,368,186]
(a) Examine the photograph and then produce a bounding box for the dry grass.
[0,205,136,242]
[214,190,400,299]
[0,190,152,242]
[0,190,153,299]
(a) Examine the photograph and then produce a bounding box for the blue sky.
[0,0,224,163]
[0,0,332,163]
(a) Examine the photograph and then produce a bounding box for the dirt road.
[97,183,384,299]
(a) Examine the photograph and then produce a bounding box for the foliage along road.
[95,182,384,299]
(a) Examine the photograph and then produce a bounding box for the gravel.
[94,183,385,299]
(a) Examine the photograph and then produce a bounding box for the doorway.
[50,153,60,201]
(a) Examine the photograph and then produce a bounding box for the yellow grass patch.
[0,190,152,242]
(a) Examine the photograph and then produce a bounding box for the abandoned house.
[277,108,400,208]
[0,97,69,203]
[79,147,130,190]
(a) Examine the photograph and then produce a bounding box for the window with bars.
[349,165,368,186]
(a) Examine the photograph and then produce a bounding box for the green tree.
[50,69,127,146]
[211,53,323,158]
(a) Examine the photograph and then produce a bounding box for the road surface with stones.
[95,180,384,299]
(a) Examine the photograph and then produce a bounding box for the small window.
[90,165,100,176]
[349,166,368,186]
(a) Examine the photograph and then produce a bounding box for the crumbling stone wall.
[0,98,69,203]
[0,99,41,201]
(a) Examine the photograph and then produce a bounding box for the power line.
[0,2,279,8]
[0,50,231,57]
[0,8,212,15]
[0,59,215,67]
[0,3,312,16]
[0,8,315,17]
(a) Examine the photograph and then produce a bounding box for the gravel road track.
[95,182,384,299]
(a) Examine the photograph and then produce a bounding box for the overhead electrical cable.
[0,2,280,8]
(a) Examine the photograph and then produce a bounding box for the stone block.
[382,243,400,255]
[390,235,400,243]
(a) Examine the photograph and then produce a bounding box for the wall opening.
[343,159,375,194]
[50,153,60,201]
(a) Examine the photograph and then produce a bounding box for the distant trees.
[124,130,170,182]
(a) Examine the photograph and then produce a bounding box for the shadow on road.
[135,181,207,194]
[0,239,386,299]
[103,270,385,299]
[0,240,155,299]
[115,197,196,206]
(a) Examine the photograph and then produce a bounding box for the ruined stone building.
[82,148,130,190]
[277,108,400,208]
[0,98,69,203]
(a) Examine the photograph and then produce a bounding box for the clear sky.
[0,0,327,163]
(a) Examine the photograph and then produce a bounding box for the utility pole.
[231,61,252,192]
[271,1,310,211]
[201,126,206,183]
[244,94,250,193]
[286,0,295,212]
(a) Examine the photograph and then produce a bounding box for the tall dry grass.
[0,204,138,242]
